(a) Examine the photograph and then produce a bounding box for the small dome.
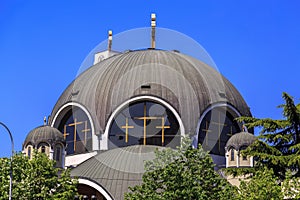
[23,125,64,147]
[225,132,256,150]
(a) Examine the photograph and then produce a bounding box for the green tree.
[237,92,300,180]
[0,152,78,200]
[125,138,236,200]
[236,167,283,200]
[226,92,300,199]
[281,170,300,199]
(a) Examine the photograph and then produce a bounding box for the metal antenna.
[151,13,156,49]
[108,30,112,51]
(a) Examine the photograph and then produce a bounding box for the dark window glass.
[108,101,180,149]
[28,147,31,158]
[41,146,46,153]
[55,146,61,161]
[230,148,235,161]
[37,143,49,154]
[198,107,242,156]
[240,146,247,160]
[57,107,92,155]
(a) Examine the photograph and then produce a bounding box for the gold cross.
[81,121,91,145]
[68,118,83,151]
[211,112,227,152]
[63,125,69,139]
[134,102,159,145]
[156,117,170,145]
[121,118,134,143]
[202,121,212,147]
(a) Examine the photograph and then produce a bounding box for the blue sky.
[0,1,299,157]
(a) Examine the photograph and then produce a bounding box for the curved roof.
[225,132,256,150]
[23,125,64,147]
[70,145,162,200]
[50,49,251,134]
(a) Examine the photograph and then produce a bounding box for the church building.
[22,14,255,200]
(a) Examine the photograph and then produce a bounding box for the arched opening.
[230,148,235,161]
[37,143,50,155]
[41,146,46,153]
[77,178,113,200]
[25,143,33,159]
[240,146,248,161]
[198,106,242,156]
[27,146,32,159]
[54,144,64,167]
[77,184,106,200]
[108,100,180,149]
[56,106,93,155]
[55,145,61,162]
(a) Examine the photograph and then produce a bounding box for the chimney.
[108,30,112,51]
[151,13,156,49]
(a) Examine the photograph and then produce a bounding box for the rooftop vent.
[141,84,151,89]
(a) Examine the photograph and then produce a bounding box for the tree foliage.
[236,168,283,200]
[0,152,78,199]
[236,92,300,179]
[125,138,236,200]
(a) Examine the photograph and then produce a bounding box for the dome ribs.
[50,49,251,142]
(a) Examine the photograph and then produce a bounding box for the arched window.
[57,107,92,155]
[230,148,235,161]
[27,146,31,159]
[240,146,247,160]
[108,101,180,148]
[41,146,46,153]
[55,146,61,162]
[77,183,106,200]
[37,143,49,155]
[198,107,242,156]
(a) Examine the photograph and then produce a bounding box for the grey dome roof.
[225,132,256,150]
[23,125,64,147]
[50,49,251,134]
[70,145,162,200]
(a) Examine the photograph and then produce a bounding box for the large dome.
[49,49,251,137]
